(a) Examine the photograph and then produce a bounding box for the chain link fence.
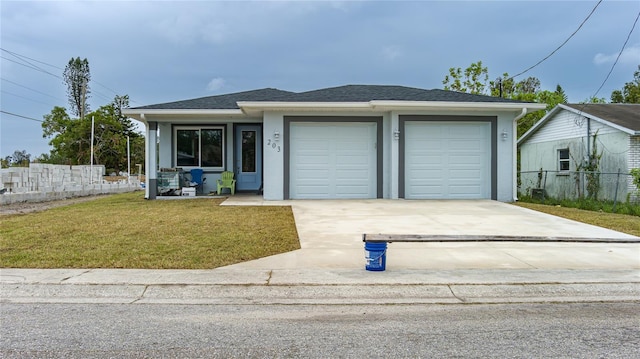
[518,169,639,204]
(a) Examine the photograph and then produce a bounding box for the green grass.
[514,202,640,237]
[0,192,300,269]
[518,195,640,216]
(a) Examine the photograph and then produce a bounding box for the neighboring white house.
[518,103,640,201]
[122,85,545,201]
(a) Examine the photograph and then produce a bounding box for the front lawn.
[0,192,300,269]
[514,202,640,237]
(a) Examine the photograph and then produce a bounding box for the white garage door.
[405,121,491,199]
[290,122,377,199]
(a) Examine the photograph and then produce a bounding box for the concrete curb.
[2,268,638,305]
[2,282,638,305]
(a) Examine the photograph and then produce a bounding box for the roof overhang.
[122,108,245,122]
[237,100,546,116]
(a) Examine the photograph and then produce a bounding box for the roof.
[132,84,531,110]
[563,103,640,132]
[133,88,295,110]
[518,103,640,145]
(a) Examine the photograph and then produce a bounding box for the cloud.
[593,44,640,65]
[206,78,225,92]
[382,46,402,61]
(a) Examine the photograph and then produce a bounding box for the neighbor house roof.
[563,104,640,132]
[518,103,640,145]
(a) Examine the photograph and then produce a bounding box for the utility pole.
[81,78,87,120]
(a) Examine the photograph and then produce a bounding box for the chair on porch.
[217,171,236,195]
[188,169,205,195]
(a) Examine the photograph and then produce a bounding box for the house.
[122,85,545,201]
[518,103,640,201]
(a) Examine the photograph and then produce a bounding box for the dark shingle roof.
[284,85,524,103]
[134,88,295,110]
[133,85,528,110]
[564,104,640,131]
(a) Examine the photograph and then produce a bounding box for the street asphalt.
[2,198,639,304]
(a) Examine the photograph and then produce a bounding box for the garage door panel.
[296,186,330,198]
[449,155,482,166]
[449,169,482,179]
[405,121,490,199]
[290,122,376,199]
[296,169,330,179]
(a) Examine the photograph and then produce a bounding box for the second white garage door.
[404,121,491,199]
[290,122,377,199]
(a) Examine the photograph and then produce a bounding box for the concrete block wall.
[1,164,141,205]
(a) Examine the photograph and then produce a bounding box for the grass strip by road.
[514,202,640,237]
[0,192,300,269]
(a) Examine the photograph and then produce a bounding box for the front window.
[558,148,570,172]
[175,127,224,169]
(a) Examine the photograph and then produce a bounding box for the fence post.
[542,171,548,201]
[613,169,621,213]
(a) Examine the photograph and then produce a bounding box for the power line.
[1,90,58,107]
[0,110,44,123]
[1,48,140,105]
[1,77,66,102]
[0,55,63,79]
[0,48,63,70]
[509,0,603,80]
[590,10,640,100]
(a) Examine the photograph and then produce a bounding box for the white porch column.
[262,112,284,200]
[145,120,158,199]
[390,112,400,199]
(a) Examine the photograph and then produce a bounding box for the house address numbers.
[266,139,281,152]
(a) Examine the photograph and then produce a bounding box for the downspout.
[513,108,527,201]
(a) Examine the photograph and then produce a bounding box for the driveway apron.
[222,197,640,270]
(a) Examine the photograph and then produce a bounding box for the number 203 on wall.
[266,139,281,152]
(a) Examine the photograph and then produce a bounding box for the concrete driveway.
[222,197,640,270]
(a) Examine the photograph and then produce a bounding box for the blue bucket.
[364,241,387,271]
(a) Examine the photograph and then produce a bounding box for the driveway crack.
[60,269,92,283]
[130,285,149,304]
[266,270,273,286]
[448,285,466,303]
[501,250,538,269]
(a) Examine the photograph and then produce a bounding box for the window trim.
[174,126,225,170]
[558,148,570,173]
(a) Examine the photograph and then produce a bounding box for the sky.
[1,0,639,159]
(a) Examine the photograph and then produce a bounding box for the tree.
[611,65,640,103]
[584,96,607,104]
[444,64,572,138]
[505,85,567,138]
[42,106,86,165]
[11,150,31,166]
[442,61,489,94]
[63,57,91,118]
[1,150,31,167]
[41,96,144,173]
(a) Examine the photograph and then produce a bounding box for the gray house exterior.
[518,103,640,201]
[123,85,545,201]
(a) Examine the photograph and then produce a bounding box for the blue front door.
[235,125,262,192]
